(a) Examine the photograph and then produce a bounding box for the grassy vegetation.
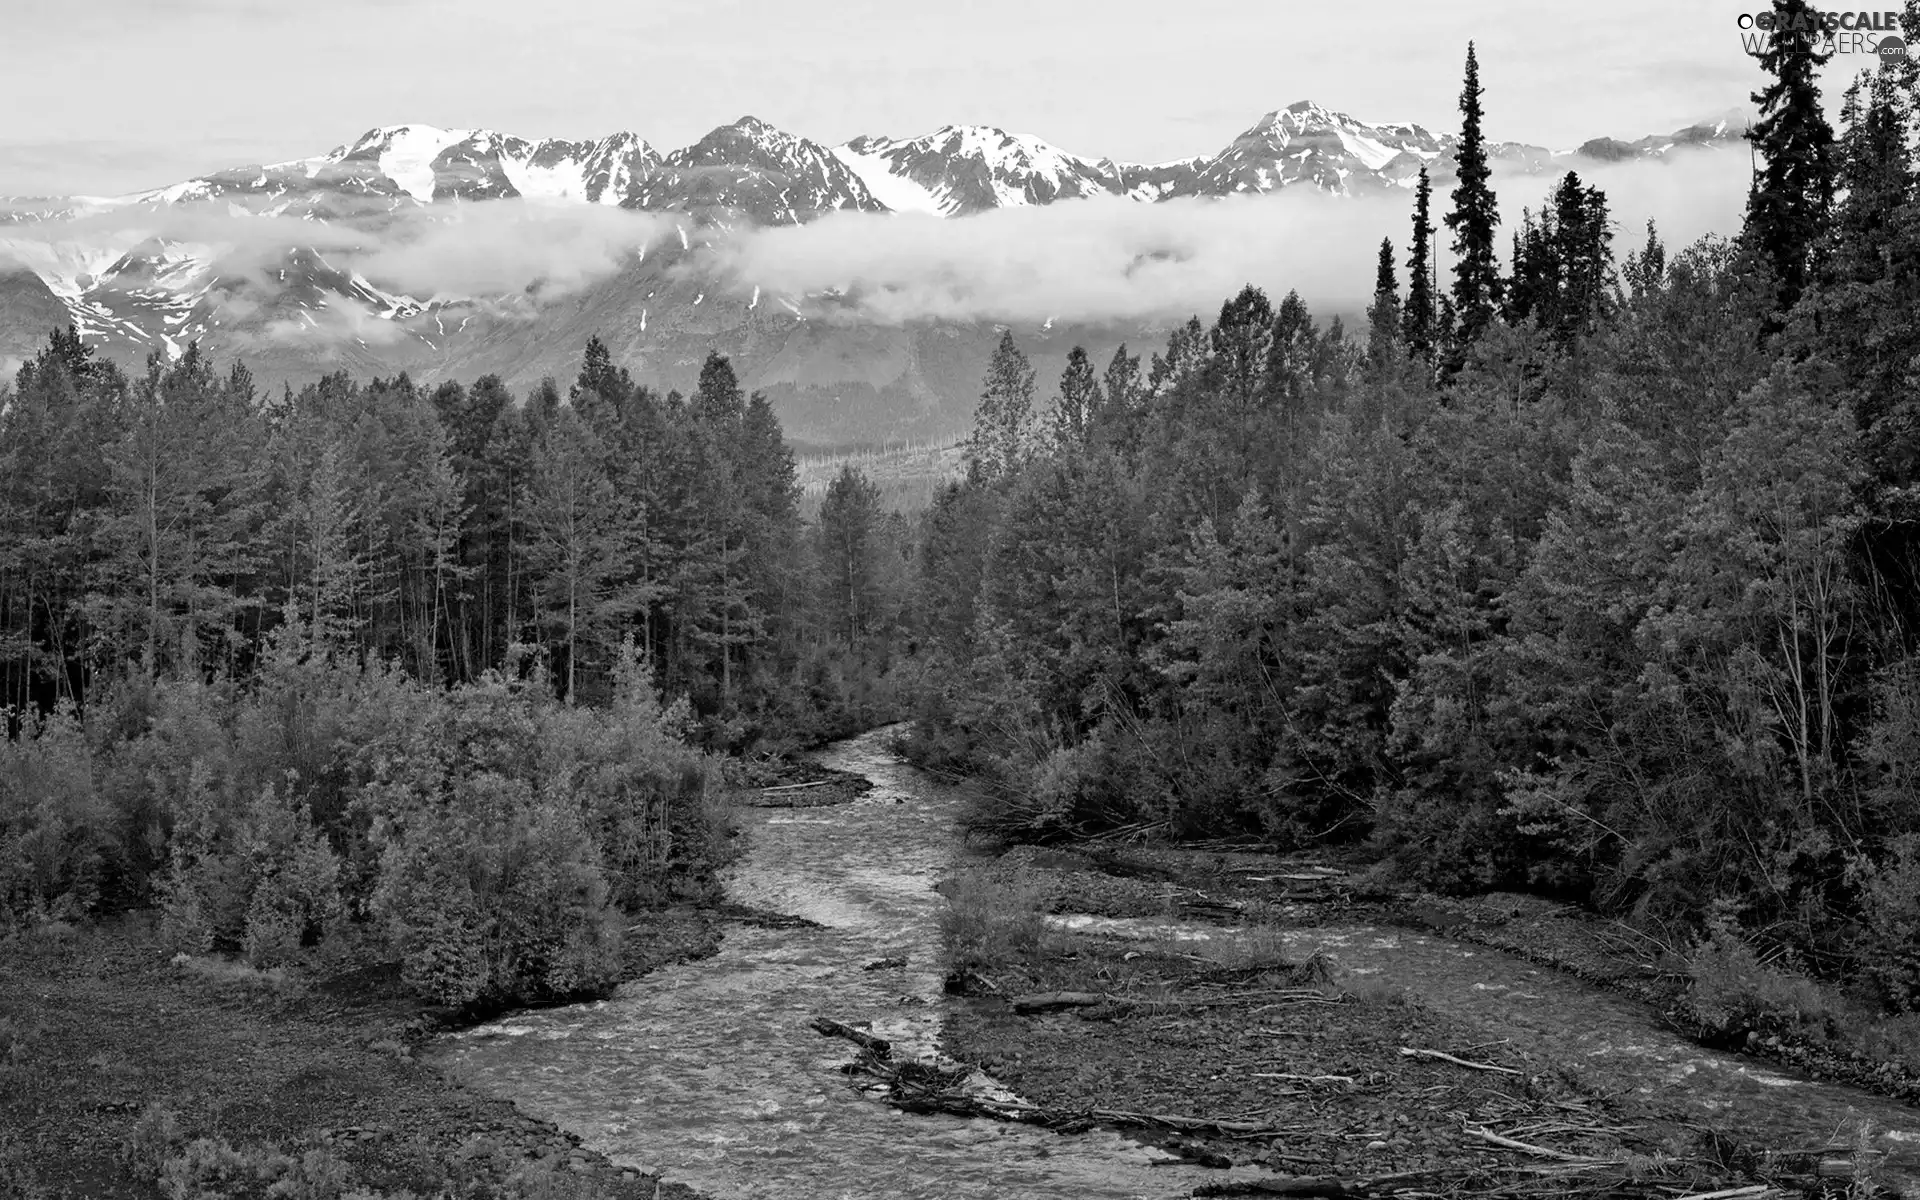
[0,910,716,1200]
[936,866,1049,972]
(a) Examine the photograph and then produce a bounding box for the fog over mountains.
[0,103,1751,446]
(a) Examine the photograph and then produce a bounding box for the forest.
[904,39,1920,1014]
[4,15,1920,1035]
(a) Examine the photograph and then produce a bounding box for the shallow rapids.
[436,726,1920,1196]
[433,728,1255,1199]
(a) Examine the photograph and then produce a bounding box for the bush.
[1684,916,1837,1043]
[1847,834,1920,1011]
[159,780,342,964]
[119,1103,184,1182]
[0,703,119,922]
[940,867,1047,970]
[361,680,630,1008]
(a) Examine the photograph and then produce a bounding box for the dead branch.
[1461,1126,1605,1162]
[808,1017,891,1059]
[1398,1047,1522,1075]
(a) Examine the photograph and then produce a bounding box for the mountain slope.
[628,117,885,225]
[0,102,1752,443]
[834,125,1127,215]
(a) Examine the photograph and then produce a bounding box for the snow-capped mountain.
[111,124,661,213]
[628,117,886,225]
[1168,102,1448,197]
[0,101,1750,443]
[834,126,1132,215]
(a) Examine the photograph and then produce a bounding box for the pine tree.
[1742,0,1837,316]
[1506,173,1614,342]
[570,335,633,425]
[1052,346,1102,450]
[1367,237,1402,361]
[1098,343,1144,453]
[967,330,1036,484]
[1445,43,1503,350]
[1403,168,1438,359]
[1828,71,1911,273]
[816,466,883,648]
[524,407,641,702]
[1210,285,1276,411]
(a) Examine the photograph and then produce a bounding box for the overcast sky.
[0,0,1865,196]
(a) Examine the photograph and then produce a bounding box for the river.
[436,726,1920,1197]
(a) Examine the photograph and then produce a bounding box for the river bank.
[423,727,1920,1199]
[931,841,1920,1196]
[0,753,874,1200]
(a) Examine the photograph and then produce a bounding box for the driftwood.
[818,1027,1294,1140]
[1462,1125,1601,1162]
[1398,1046,1522,1075]
[808,1017,892,1059]
[1010,991,1106,1013]
[1191,1178,1384,1198]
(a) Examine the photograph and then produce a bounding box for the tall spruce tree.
[1445,43,1503,351]
[1053,346,1102,449]
[967,330,1036,484]
[1742,0,1837,316]
[1506,173,1614,342]
[1403,167,1438,358]
[1367,237,1402,361]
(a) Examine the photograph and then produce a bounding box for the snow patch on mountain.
[831,144,946,215]
[351,125,476,201]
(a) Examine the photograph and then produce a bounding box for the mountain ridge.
[0,100,1753,445]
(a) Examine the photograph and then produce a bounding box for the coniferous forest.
[4,10,1920,1049]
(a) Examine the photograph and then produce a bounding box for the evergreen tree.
[1210,285,1276,411]
[524,407,641,702]
[1367,237,1402,361]
[1445,43,1503,351]
[1506,173,1614,343]
[1742,0,1837,316]
[1052,346,1102,450]
[966,330,1036,484]
[1403,168,1438,359]
[816,467,883,648]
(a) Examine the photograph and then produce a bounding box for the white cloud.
[708,151,1751,326]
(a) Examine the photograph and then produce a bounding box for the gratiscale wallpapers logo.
[1737,9,1909,63]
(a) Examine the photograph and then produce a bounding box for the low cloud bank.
[716,151,1750,326]
[1,150,1750,352]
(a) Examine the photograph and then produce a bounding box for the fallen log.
[1010,991,1106,1013]
[757,780,831,792]
[808,1017,891,1059]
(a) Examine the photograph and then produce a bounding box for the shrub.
[0,703,118,922]
[940,867,1047,970]
[159,780,342,964]
[119,1103,184,1182]
[363,682,626,1008]
[1846,834,1920,1011]
[1684,916,1837,1043]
